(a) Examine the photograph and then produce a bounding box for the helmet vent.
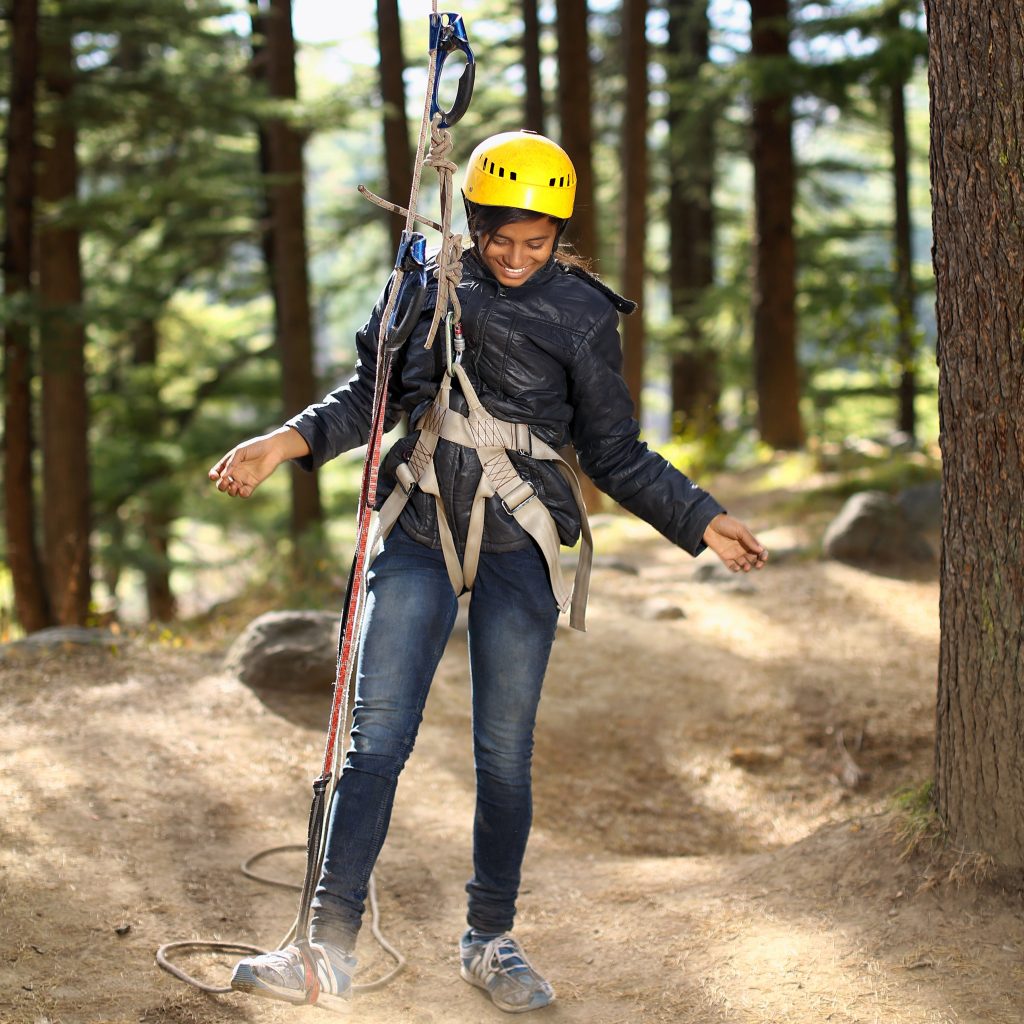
[483,157,517,182]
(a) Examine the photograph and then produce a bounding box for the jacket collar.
[463,247,561,294]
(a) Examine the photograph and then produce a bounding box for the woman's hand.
[702,513,768,573]
[208,427,310,499]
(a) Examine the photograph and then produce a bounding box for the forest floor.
[3,462,1024,1024]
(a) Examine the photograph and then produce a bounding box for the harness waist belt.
[376,363,593,631]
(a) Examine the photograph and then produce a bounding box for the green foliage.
[0,0,942,622]
[889,779,942,859]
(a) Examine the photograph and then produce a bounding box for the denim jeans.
[310,523,559,951]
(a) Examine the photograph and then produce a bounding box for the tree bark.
[666,0,719,437]
[889,7,917,440]
[556,0,597,264]
[128,319,177,622]
[929,0,1024,867]
[620,0,648,416]
[556,0,601,510]
[523,0,544,132]
[376,0,412,252]
[256,0,322,539]
[749,0,803,449]
[2,0,51,633]
[38,21,92,626]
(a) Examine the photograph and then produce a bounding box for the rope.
[158,2,466,1001]
[422,116,464,349]
[156,847,405,994]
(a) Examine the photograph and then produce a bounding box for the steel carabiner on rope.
[429,12,475,129]
[384,230,429,353]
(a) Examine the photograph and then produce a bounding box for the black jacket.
[286,249,725,559]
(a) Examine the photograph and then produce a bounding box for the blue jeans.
[310,524,559,950]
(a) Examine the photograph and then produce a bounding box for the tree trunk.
[256,0,322,539]
[38,21,92,626]
[749,0,803,449]
[556,0,597,264]
[129,319,177,622]
[376,0,413,252]
[929,0,1024,867]
[523,0,544,132]
[141,505,177,622]
[556,0,601,511]
[620,0,648,417]
[2,0,51,633]
[890,7,917,441]
[666,0,719,437]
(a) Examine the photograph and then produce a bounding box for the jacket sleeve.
[285,275,440,472]
[566,304,725,556]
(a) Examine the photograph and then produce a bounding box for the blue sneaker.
[230,940,355,1012]
[459,929,554,1013]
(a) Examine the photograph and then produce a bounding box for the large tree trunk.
[929,0,1024,867]
[555,0,597,264]
[376,0,412,252]
[620,0,648,416]
[2,0,51,633]
[666,0,719,437]
[889,7,917,441]
[129,319,177,622]
[522,0,544,132]
[256,0,322,539]
[556,0,601,511]
[38,21,92,626]
[749,0,803,449]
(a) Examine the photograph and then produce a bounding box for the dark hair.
[463,199,591,271]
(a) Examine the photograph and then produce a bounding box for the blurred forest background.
[1,0,935,635]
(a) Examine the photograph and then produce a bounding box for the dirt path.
[2,512,1022,1024]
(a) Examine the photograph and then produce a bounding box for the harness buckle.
[395,462,418,497]
[501,486,536,517]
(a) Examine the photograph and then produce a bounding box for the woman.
[210,130,767,1014]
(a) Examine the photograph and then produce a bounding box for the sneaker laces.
[478,934,536,978]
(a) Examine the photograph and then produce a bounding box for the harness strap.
[376,366,593,631]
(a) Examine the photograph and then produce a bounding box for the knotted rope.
[422,116,464,347]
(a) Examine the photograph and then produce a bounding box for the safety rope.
[157,5,473,1001]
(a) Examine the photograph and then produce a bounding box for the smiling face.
[478,215,560,287]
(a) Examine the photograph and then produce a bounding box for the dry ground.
[3,484,1023,1024]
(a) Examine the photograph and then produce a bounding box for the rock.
[223,610,340,693]
[14,626,116,648]
[1,626,118,664]
[883,430,917,453]
[592,556,640,576]
[729,745,785,769]
[823,491,933,564]
[693,562,731,583]
[692,563,757,592]
[640,599,687,621]
[897,480,942,531]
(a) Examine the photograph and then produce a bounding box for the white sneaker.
[459,929,554,1013]
[231,940,355,1012]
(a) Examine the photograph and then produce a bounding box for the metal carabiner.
[384,230,429,353]
[429,12,476,129]
[444,310,455,378]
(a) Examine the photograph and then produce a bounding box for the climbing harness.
[157,5,475,1001]
[377,334,595,631]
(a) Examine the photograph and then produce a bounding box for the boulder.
[823,491,933,564]
[897,480,942,531]
[640,599,687,622]
[223,610,340,693]
[1,626,117,663]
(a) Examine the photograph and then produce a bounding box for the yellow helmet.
[462,130,576,220]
